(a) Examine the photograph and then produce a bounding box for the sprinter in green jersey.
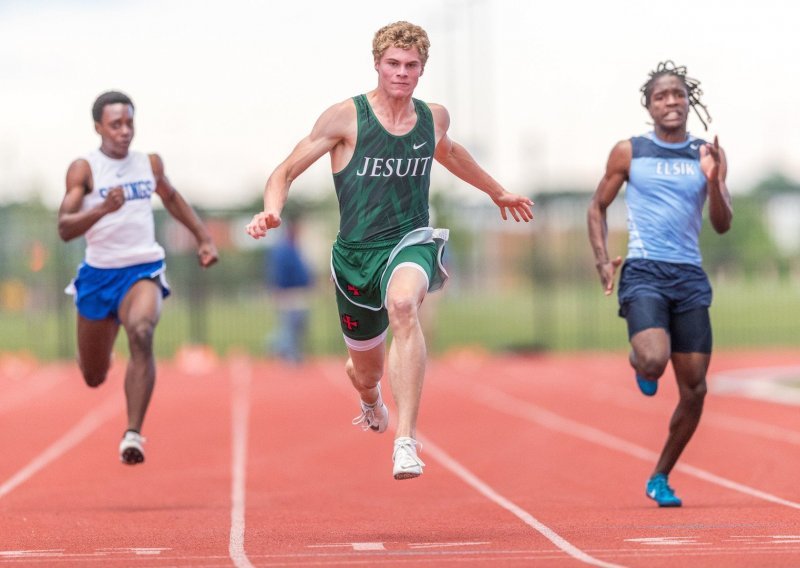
[246,21,533,480]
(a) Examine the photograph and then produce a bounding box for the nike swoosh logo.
[413,142,427,150]
[648,490,657,498]
[690,143,699,150]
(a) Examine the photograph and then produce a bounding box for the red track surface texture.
[1,349,798,567]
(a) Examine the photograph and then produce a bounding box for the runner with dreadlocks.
[587,61,733,507]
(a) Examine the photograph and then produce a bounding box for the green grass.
[711,278,800,348]
[3,279,799,360]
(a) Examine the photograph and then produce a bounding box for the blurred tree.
[750,172,800,197]
[700,195,777,279]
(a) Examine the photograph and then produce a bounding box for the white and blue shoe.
[636,373,658,396]
[646,473,682,507]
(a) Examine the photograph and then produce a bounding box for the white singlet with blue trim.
[625,132,708,266]
[82,149,165,268]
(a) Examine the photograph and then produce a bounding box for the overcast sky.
[1,0,798,208]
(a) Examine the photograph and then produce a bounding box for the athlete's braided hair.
[640,61,711,130]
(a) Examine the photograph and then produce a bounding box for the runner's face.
[95,103,134,158]
[647,75,689,132]
[375,47,423,98]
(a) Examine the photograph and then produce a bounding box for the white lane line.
[703,413,800,447]
[0,393,119,499]
[467,382,800,510]
[315,361,625,568]
[228,357,255,568]
[418,435,627,568]
[556,372,800,447]
[712,366,800,406]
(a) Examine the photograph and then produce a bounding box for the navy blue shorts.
[618,259,712,353]
[66,260,171,321]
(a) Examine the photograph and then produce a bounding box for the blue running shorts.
[618,259,712,353]
[66,260,171,321]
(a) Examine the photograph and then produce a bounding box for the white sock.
[362,386,382,408]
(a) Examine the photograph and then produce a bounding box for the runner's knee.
[637,351,669,380]
[679,378,707,405]
[346,358,383,388]
[80,362,109,387]
[126,320,155,354]
[386,295,419,326]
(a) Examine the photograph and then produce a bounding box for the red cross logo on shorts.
[342,314,359,331]
[347,284,361,296]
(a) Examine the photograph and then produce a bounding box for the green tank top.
[333,94,435,242]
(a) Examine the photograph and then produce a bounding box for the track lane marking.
[712,365,800,406]
[228,356,255,568]
[560,372,800,446]
[316,361,625,568]
[466,381,800,510]
[417,434,626,568]
[0,393,119,500]
[702,413,800,446]
[3,543,799,563]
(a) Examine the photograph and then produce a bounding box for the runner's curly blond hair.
[372,21,430,67]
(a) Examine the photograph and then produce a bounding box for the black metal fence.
[1,190,798,361]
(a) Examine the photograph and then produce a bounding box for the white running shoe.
[351,386,389,434]
[392,437,425,480]
[119,430,146,465]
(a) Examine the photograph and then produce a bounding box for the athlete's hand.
[700,135,721,182]
[245,211,282,239]
[492,192,534,222]
[102,186,125,214]
[596,256,622,296]
[197,240,218,268]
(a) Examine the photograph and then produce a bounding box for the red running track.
[0,349,799,567]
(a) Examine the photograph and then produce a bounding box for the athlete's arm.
[700,136,732,234]
[151,154,218,268]
[430,104,532,222]
[246,101,355,239]
[57,158,125,241]
[587,140,630,296]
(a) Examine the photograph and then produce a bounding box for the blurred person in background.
[246,21,533,480]
[58,91,218,465]
[265,217,314,364]
[587,62,732,506]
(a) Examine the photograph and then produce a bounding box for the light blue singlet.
[625,132,708,266]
